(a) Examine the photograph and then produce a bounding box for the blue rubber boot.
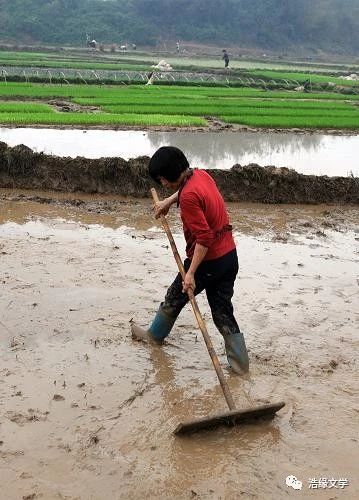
[131,306,176,344]
[223,331,249,374]
[148,307,176,340]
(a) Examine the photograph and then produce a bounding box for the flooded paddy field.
[0,191,358,499]
[0,128,359,177]
[1,140,358,205]
[0,118,358,499]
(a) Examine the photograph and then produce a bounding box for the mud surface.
[0,191,358,499]
[1,141,358,204]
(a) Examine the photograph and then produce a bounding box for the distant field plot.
[1,83,359,101]
[3,49,357,74]
[0,82,358,129]
[99,102,359,118]
[0,111,206,127]
[220,114,359,129]
[1,58,149,72]
[0,50,152,71]
[248,69,359,87]
[1,50,359,88]
[0,102,53,113]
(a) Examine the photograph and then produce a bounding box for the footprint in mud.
[316,359,340,374]
[53,394,65,401]
[19,472,33,479]
[5,409,49,425]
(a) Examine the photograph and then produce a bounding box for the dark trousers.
[161,249,240,337]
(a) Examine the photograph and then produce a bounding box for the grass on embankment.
[0,83,358,129]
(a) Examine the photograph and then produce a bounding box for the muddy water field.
[0,183,358,499]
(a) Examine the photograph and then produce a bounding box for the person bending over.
[131,146,249,374]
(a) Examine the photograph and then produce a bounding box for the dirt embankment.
[0,141,358,204]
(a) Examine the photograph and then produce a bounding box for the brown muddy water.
[0,128,358,177]
[0,190,358,499]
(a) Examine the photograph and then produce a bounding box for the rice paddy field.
[1,49,359,88]
[0,81,358,129]
[1,49,359,74]
[0,47,358,130]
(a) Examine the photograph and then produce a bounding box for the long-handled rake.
[151,188,285,435]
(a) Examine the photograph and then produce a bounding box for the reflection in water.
[148,130,323,167]
[0,127,358,177]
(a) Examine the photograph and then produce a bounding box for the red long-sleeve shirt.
[178,170,235,260]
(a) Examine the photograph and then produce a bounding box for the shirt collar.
[177,168,193,206]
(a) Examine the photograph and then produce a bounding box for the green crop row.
[0,82,358,102]
[247,69,359,87]
[86,98,355,110]
[0,101,54,113]
[1,99,356,121]
[0,82,358,129]
[99,104,358,118]
[0,111,206,127]
[220,114,359,129]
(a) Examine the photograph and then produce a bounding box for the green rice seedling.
[0,81,357,130]
[204,90,359,101]
[0,112,207,127]
[100,104,232,115]
[99,98,355,110]
[0,101,54,113]
[220,114,359,129]
[73,90,355,107]
[99,103,358,118]
[0,83,358,104]
[226,109,358,119]
[246,70,359,87]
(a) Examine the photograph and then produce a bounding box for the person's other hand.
[182,271,195,294]
[153,198,171,219]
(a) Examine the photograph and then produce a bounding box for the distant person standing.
[222,49,229,68]
[146,71,154,86]
[176,41,180,53]
[303,79,311,93]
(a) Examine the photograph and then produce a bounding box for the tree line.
[0,0,358,54]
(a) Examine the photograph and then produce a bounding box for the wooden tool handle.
[151,188,236,411]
